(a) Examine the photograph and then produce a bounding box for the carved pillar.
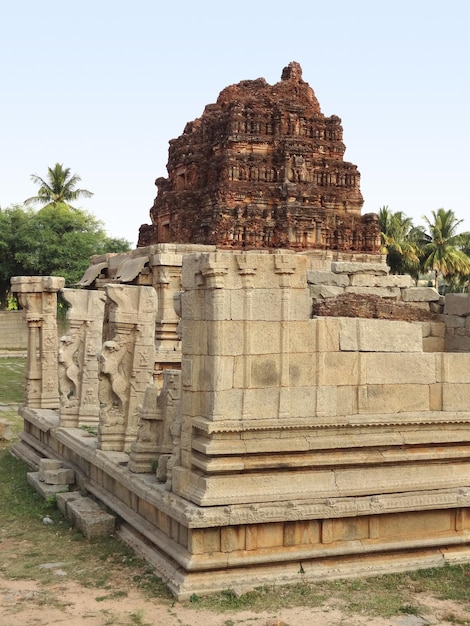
[149,252,183,386]
[58,289,106,427]
[128,369,180,474]
[274,254,297,418]
[236,254,257,419]
[97,284,157,452]
[11,276,65,409]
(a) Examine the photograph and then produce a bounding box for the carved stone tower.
[138,62,380,253]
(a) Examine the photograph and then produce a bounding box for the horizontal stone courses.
[191,412,470,434]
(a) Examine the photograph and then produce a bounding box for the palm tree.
[378,206,420,278]
[419,208,470,291]
[25,163,93,209]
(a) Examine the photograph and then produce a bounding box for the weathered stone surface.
[307,270,350,287]
[330,262,388,275]
[27,472,69,497]
[42,468,75,486]
[138,62,380,254]
[67,496,115,538]
[402,287,440,302]
[0,419,13,441]
[339,318,423,352]
[445,293,470,316]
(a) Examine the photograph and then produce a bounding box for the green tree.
[419,208,470,291]
[0,203,130,308]
[378,206,420,278]
[24,163,93,209]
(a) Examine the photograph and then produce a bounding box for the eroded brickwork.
[138,62,380,253]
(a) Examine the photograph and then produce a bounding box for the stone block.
[365,353,437,385]
[246,523,284,550]
[444,293,470,316]
[192,355,235,391]
[358,384,430,413]
[442,353,470,383]
[309,285,344,300]
[38,459,63,482]
[0,419,13,441]
[221,526,246,552]
[339,318,423,353]
[27,472,69,498]
[288,355,317,387]
[345,286,401,298]
[56,491,83,518]
[205,389,243,420]
[429,383,442,410]
[330,262,389,275]
[288,321,317,354]
[318,351,363,386]
[423,336,445,352]
[350,274,414,288]
[250,355,281,388]
[445,333,470,352]
[283,520,321,547]
[280,386,316,417]
[402,287,440,302]
[315,386,338,417]
[43,468,75,486]
[445,316,465,329]
[307,270,349,287]
[67,496,115,538]
[443,383,470,411]
[313,317,340,352]
[243,388,281,419]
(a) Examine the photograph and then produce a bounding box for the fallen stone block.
[38,459,62,482]
[27,472,69,498]
[67,496,115,538]
[42,468,75,486]
[56,491,83,518]
[0,419,13,441]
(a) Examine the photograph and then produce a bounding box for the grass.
[1,356,470,623]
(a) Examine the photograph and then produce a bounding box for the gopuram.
[138,61,380,253]
[11,63,470,599]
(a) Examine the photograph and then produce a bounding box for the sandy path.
[2,574,470,626]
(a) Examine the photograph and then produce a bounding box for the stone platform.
[13,404,470,599]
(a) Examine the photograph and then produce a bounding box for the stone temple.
[10,64,470,600]
[138,62,380,253]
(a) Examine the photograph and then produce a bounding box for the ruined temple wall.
[172,251,470,507]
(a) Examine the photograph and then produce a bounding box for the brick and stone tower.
[138,62,380,253]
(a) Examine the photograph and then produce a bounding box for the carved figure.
[99,338,128,426]
[58,334,80,408]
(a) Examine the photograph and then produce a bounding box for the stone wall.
[0,310,27,351]
[10,253,470,598]
[444,293,470,351]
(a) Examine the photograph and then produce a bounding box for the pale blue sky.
[1,0,469,247]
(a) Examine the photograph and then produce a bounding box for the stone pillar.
[149,251,184,387]
[97,284,157,452]
[128,369,180,474]
[58,289,106,427]
[11,276,65,409]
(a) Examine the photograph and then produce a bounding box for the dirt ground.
[2,573,470,626]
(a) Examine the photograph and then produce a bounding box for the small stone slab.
[42,468,75,485]
[56,491,83,518]
[67,496,115,538]
[27,472,69,498]
[0,419,13,441]
[38,459,62,481]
